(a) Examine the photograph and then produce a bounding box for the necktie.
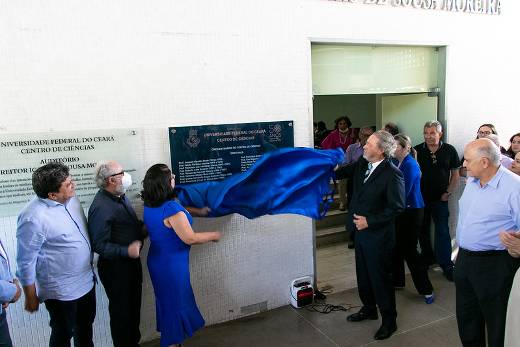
[364,162,373,183]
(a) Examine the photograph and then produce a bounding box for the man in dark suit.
[336,130,405,340]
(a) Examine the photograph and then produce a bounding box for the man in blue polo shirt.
[455,138,520,347]
[17,162,96,346]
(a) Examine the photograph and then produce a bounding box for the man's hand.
[440,192,450,202]
[23,285,39,313]
[500,231,520,258]
[128,240,142,259]
[353,214,368,231]
[11,278,21,303]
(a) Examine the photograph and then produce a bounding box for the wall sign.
[169,121,294,184]
[0,129,144,217]
[330,0,502,15]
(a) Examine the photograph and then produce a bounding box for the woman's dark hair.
[334,116,352,129]
[317,121,327,132]
[384,122,400,136]
[32,162,70,199]
[506,132,520,158]
[141,164,176,207]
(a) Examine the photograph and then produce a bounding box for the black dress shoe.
[346,311,378,322]
[374,323,397,340]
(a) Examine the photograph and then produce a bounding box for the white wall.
[1,0,520,345]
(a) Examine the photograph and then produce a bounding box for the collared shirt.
[16,196,94,301]
[501,154,513,169]
[345,142,364,164]
[365,158,384,181]
[415,141,460,202]
[456,166,520,251]
[0,239,16,311]
[88,189,143,260]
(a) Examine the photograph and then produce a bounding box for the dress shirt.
[365,158,384,182]
[0,240,16,313]
[501,154,513,169]
[456,166,520,251]
[88,189,143,259]
[16,196,94,301]
[345,142,364,164]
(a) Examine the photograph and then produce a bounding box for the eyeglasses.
[109,171,124,178]
[430,152,437,164]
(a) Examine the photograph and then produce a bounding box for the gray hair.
[373,130,397,158]
[95,161,118,188]
[424,120,443,133]
[475,139,501,166]
[483,134,501,148]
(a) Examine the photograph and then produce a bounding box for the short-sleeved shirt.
[414,141,460,202]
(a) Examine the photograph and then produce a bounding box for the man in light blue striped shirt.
[16,163,96,347]
[455,138,520,347]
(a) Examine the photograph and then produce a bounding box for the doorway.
[311,43,446,296]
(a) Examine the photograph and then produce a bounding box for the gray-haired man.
[88,161,145,347]
[335,130,405,340]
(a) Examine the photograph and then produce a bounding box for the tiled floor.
[316,241,357,295]
[143,241,461,347]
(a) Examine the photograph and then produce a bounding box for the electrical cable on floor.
[305,302,360,314]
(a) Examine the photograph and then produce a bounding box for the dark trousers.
[355,232,396,325]
[454,249,520,347]
[419,201,454,272]
[346,179,355,243]
[44,286,96,347]
[393,208,433,295]
[98,258,142,347]
[0,311,13,347]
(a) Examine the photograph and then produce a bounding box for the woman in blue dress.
[392,134,434,304]
[141,164,221,347]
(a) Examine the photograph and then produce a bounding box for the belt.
[460,248,507,257]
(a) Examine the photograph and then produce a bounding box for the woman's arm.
[164,211,220,245]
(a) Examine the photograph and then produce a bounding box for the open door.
[379,93,438,146]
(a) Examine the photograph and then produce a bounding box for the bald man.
[455,139,520,347]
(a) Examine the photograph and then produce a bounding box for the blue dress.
[144,200,205,346]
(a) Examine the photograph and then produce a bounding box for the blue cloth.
[144,200,205,346]
[0,240,16,315]
[16,196,94,301]
[175,147,345,219]
[456,166,520,251]
[398,154,425,209]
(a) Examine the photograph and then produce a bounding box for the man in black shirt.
[88,161,145,347]
[414,121,460,281]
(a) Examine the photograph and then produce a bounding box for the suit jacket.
[336,157,405,242]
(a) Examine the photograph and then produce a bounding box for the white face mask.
[121,172,133,191]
